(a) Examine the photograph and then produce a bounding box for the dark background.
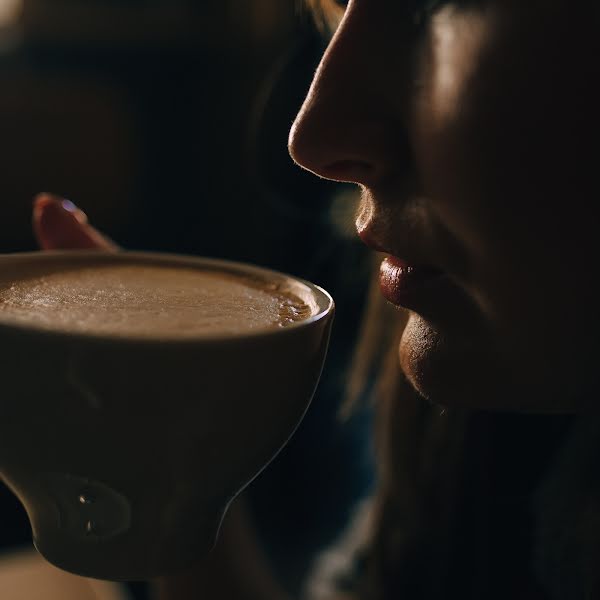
[0,1,374,598]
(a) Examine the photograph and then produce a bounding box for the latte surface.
[0,264,314,338]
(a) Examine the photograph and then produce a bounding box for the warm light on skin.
[426,7,490,125]
[0,0,21,27]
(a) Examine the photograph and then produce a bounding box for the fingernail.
[60,199,89,225]
[34,193,88,225]
[61,199,78,213]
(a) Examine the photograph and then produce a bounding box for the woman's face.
[289,1,600,411]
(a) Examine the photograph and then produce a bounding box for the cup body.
[0,251,334,580]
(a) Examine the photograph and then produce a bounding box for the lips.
[379,257,447,311]
[357,205,468,315]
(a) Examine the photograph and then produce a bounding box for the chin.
[399,313,590,413]
[399,312,517,411]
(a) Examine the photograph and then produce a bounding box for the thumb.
[33,193,120,252]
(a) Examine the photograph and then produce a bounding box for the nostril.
[320,159,377,184]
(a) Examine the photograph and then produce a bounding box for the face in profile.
[290,0,600,411]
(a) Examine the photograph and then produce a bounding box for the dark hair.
[303,0,345,32]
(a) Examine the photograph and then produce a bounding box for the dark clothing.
[304,413,600,600]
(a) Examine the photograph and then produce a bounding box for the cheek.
[413,9,506,255]
[410,8,600,404]
[416,9,596,283]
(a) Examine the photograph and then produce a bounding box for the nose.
[288,3,413,187]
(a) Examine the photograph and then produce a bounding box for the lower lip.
[379,257,448,311]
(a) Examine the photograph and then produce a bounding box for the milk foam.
[0,264,313,338]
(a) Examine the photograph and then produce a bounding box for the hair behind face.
[304,0,344,32]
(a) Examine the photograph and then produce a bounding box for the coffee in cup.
[0,251,334,581]
[0,262,316,338]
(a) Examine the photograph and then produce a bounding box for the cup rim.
[0,250,335,344]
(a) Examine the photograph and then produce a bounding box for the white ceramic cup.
[0,251,334,580]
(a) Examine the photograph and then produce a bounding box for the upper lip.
[356,201,442,271]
